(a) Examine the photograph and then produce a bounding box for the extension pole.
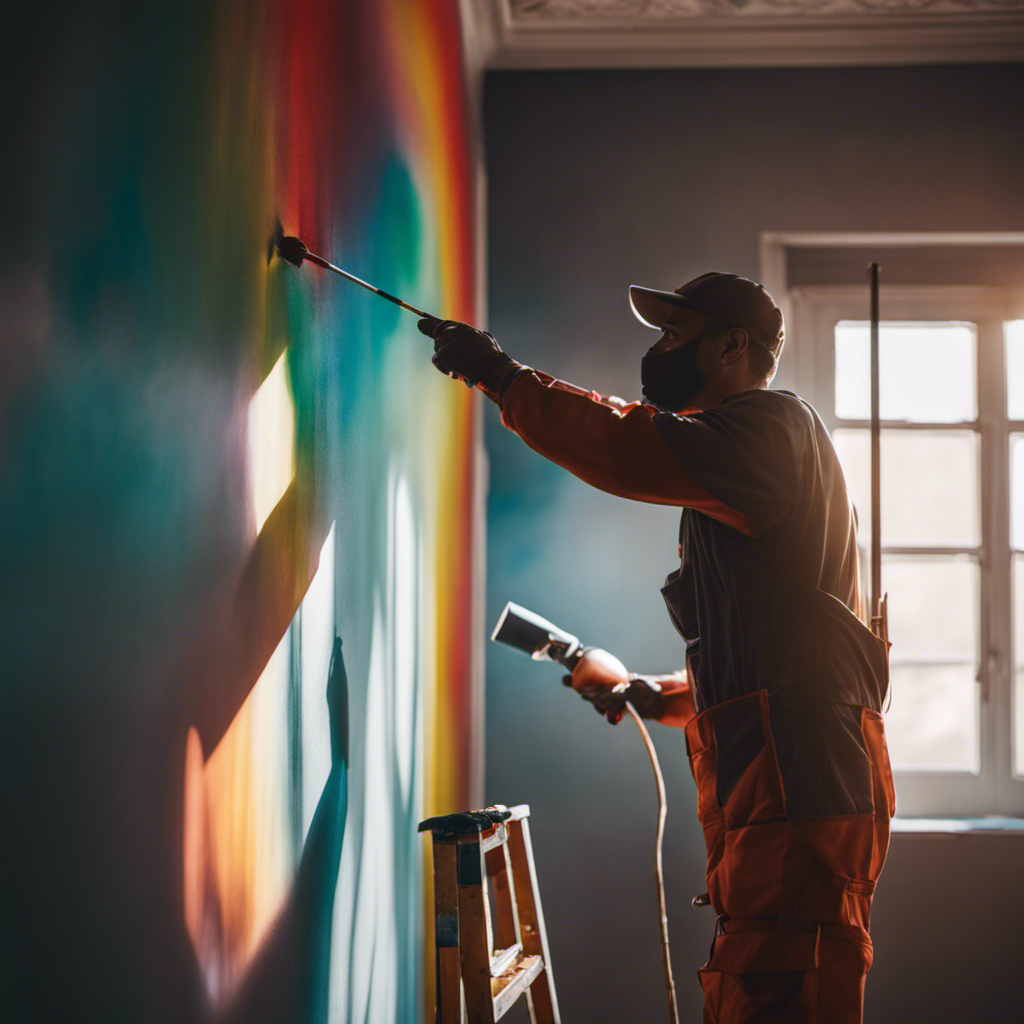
[624,703,680,1024]
[277,236,438,322]
[869,262,882,628]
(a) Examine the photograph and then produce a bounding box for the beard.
[640,337,706,412]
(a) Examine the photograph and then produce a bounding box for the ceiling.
[463,0,1024,68]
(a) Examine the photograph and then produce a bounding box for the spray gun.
[491,601,583,671]
[492,601,641,720]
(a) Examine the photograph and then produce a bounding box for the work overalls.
[664,531,895,1024]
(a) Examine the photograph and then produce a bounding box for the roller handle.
[277,236,438,322]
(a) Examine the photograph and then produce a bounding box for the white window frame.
[785,283,1024,818]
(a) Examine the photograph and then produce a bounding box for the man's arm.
[499,369,756,533]
[418,318,757,533]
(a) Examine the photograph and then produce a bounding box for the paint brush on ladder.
[277,235,441,332]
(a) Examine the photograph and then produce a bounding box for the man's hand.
[564,647,662,725]
[417,318,518,397]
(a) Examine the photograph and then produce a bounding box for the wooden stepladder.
[419,804,560,1024]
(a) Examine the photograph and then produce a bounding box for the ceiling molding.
[509,0,1024,17]
[472,0,1024,67]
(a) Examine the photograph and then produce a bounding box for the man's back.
[653,388,887,716]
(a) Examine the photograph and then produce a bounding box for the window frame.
[788,285,1024,818]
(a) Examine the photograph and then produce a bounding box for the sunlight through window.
[834,321,981,773]
[835,321,976,422]
[1007,321,1024,420]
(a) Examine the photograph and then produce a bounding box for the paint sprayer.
[490,601,585,672]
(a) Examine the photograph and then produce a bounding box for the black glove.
[562,671,663,725]
[417,318,520,402]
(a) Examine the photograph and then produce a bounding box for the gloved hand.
[563,648,663,725]
[417,318,520,400]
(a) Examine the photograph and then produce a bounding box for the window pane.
[883,557,978,662]
[833,429,980,548]
[1015,556,1024,776]
[1012,434,1024,552]
[1017,666,1024,779]
[835,321,977,423]
[886,663,979,772]
[1008,321,1024,420]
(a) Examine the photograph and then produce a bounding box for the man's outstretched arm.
[501,369,754,533]
[419,318,756,534]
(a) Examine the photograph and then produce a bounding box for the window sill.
[891,817,1024,834]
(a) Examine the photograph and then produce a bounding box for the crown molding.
[470,0,1024,67]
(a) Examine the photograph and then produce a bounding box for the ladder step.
[491,954,543,1020]
[490,943,522,978]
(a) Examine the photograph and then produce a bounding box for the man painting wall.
[419,273,895,1024]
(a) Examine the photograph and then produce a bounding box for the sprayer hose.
[624,702,680,1024]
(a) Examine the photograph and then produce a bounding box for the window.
[1010,320,1024,778]
[789,286,1024,817]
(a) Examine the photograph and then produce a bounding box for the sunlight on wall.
[248,351,296,532]
[391,472,419,807]
[202,640,292,1000]
[181,353,305,1004]
[183,522,339,1007]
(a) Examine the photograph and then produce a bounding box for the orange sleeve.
[499,369,756,535]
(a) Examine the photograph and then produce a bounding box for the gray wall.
[482,64,1024,1024]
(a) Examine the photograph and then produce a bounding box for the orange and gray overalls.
[488,368,895,1024]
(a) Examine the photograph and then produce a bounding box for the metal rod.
[870,262,881,624]
[302,250,434,319]
[277,236,437,321]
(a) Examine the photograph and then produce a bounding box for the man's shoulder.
[652,389,820,443]
[718,388,820,429]
[722,387,810,410]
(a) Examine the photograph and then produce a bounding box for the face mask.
[641,334,707,412]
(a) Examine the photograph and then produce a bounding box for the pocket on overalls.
[699,925,821,1024]
[686,709,721,825]
[686,690,788,829]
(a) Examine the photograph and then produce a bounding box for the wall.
[0,3,479,1022]
[483,63,1024,1024]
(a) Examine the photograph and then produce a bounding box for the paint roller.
[492,601,681,1024]
[276,234,442,334]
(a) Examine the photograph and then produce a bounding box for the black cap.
[629,273,785,359]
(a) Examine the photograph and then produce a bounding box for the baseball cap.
[629,273,785,359]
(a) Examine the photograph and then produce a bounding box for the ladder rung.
[490,943,522,978]
[491,954,543,1020]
